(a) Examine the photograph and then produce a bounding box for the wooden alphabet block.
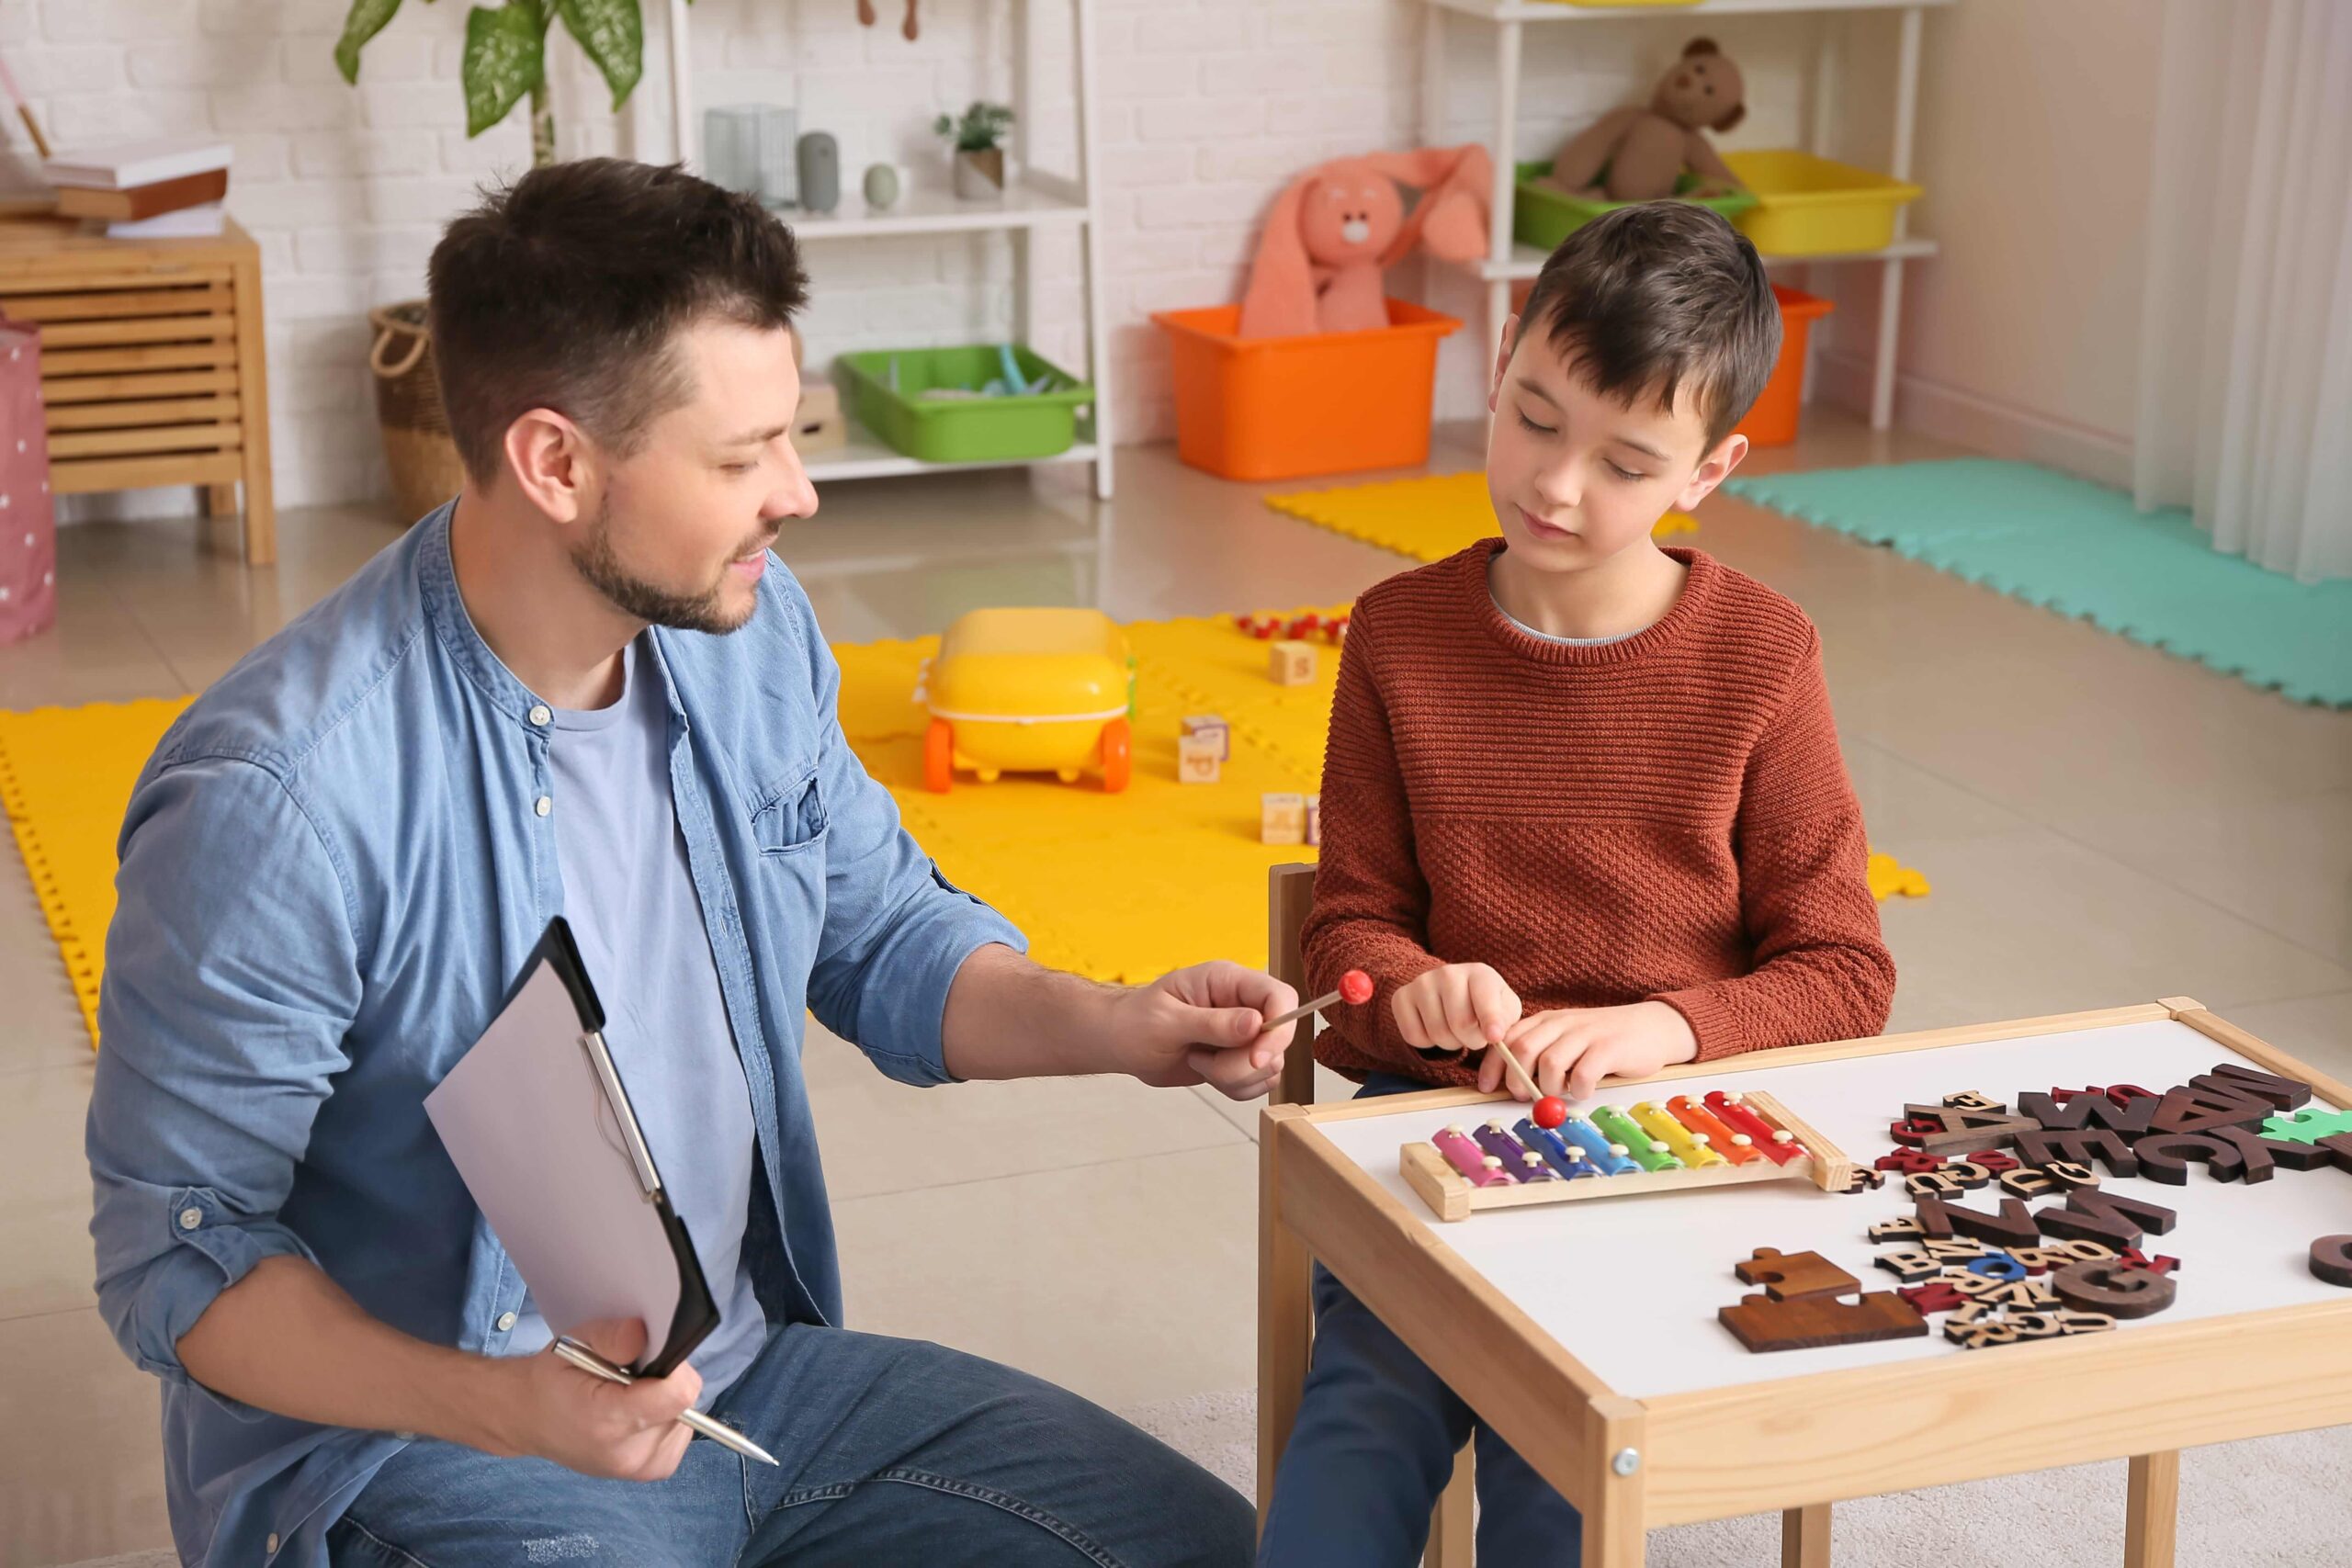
[2207,1124,2281,1183]
[2052,1259,2177,1318]
[1259,792,1306,846]
[1999,1168,2059,1199]
[2149,1083,2271,1136]
[2018,1089,2155,1135]
[1876,1148,1948,1175]
[1179,714,1229,761]
[2310,1235,2352,1289]
[2116,1248,2179,1275]
[2015,1129,2139,1179]
[1872,1248,1942,1283]
[1965,1150,2021,1176]
[1942,1090,2005,1111]
[1719,1290,1928,1353]
[2193,1062,2311,1111]
[1735,1248,1861,1303]
[2132,1131,2248,1186]
[1268,639,1317,685]
[1918,1195,2041,1249]
[2033,1189,2178,1248]
[1898,1103,2042,1153]
[1869,1217,1928,1242]
[1923,1238,1992,1259]
[1175,734,1222,784]
[1905,1162,1993,1198]
[1896,1279,1971,1314]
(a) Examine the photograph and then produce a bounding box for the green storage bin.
[1511,160,1759,253]
[834,345,1094,464]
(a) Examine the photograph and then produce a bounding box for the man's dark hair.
[1514,201,1780,451]
[427,158,808,483]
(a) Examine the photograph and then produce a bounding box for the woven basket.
[368,300,467,523]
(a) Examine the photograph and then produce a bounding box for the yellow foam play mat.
[1266,468,1696,563]
[4,607,1923,1050]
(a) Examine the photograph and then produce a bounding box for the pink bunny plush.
[1238,145,1494,339]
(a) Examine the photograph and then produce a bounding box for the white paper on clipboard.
[424,958,684,1357]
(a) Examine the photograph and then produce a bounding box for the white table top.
[1311,1019,2352,1401]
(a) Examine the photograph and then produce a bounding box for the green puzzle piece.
[2259,1107,2352,1145]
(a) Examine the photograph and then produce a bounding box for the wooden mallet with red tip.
[1257,971,1567,1129]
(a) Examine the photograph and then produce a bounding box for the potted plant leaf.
[935,101,1013,201]
[333,0,679,519]
[334,0,673,169]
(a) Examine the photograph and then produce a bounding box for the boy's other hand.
[1394,963,1521,1055]
[1487,1000,1699,1100]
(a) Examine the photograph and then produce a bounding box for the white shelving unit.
[661,0,1115,498]
[1420,0,1951,429]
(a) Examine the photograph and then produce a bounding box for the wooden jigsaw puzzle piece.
[1719,1290,1928,1353]
[1735,1248,1862,1303]
[2259,1107,2352,1145]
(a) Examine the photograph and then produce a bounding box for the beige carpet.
[54,1395,2352,1566]
[1119,1389,2352,1565]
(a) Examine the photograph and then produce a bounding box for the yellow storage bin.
[1721,150,1924,257]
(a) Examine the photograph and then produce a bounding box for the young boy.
[1257,203,1896,1565]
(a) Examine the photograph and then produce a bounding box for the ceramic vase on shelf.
[952,147,1005,202]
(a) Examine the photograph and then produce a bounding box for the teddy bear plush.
[1541,38,1747,203]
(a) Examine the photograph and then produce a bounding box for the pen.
[553,1336,780,1467]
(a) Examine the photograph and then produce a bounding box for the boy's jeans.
[330,1323,1254,1568]
[1257,1075,1585,1567]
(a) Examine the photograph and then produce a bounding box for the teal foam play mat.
[1724,458,2352,707]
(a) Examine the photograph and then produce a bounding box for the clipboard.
[425,917,718,1378]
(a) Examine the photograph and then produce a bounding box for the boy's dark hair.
[1514,202,1780,451]
[427,158,808,484]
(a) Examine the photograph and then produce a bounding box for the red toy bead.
[1533,1096,1568,1130]
[1338,969,1374,1006]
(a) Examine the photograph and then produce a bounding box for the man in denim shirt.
[86,161,1292,1568]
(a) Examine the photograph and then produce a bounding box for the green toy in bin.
[834,344,1093,464]
[1512,162,1758,253]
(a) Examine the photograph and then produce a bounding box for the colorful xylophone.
[1400,1089,1854,1222]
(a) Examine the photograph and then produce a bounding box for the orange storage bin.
[1736,284,1835,447]
[1151,300,1462,481]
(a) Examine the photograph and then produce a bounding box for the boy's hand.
[1393,964,1521,1055]
[1485,1001,1699,1100]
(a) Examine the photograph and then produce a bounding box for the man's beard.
[569,500,768,636]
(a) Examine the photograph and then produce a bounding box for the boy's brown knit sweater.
[1305,540,1894,1083]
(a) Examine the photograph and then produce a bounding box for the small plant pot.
[953,147,1005,201]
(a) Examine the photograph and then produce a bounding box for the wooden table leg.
[2125,1451,2178,1568]
[1258,1110,1312,1531]
[1782,1502,1831,1567]
[230,250,275,567]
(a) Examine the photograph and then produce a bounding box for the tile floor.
[4,412,2348,1563]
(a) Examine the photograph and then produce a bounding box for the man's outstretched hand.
[1112,961,1299,1100]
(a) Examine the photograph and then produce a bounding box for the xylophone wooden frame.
[1257,993,2352,1568]
[1400,1089,1854,1222]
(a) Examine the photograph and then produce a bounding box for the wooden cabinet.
[0,216,275,565]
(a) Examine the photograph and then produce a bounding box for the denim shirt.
[85,504,1024,1568]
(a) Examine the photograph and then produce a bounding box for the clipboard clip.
[578,1029,663,1203]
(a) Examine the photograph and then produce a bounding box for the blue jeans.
[329,1324,1253,1568]
[1257,1076,1584,1567]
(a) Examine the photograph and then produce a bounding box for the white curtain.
[2135,0,2352,582]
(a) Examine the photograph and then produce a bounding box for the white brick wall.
[2,0,1846,517]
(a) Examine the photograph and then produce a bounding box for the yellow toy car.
[917,608,1136,794]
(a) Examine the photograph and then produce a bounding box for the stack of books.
[44,140,232,238]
